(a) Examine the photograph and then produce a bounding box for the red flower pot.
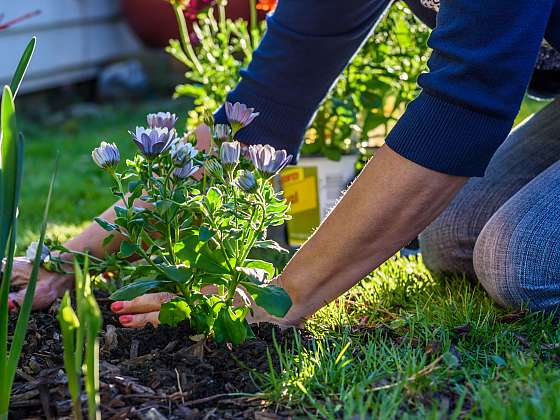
[120,0,267,49]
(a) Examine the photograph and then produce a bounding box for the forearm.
[278,145,466,324]
[62,197,152,259]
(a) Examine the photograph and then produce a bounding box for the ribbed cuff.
[214,79,316,162]
[385,92,514,177]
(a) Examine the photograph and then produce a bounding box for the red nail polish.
[119,315,133,324]
[8,297,15,312]
[111,301,124,312]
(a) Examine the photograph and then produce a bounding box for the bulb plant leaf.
[9,37,36,100]
[58,258,102,420]
[0,92,57,418]
[0,38,40,419]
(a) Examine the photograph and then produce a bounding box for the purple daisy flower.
[225,102,259,133]
[146,112,178,130]
[248,144,292,177]
[130,127,176,158]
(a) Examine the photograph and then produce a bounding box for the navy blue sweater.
[215,0,560,176]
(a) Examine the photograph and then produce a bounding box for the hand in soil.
[8,257,74,310]
[111,285,298,328]
[110,292,175,328]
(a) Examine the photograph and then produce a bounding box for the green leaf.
[161,265,193,284]
[442,352,460,369]
[175,235,231,275]
[114,205,128,218]
[0,86,19,252]
[159,299,191,327]
[213,306,249,345]
[118,241,138,259]
[199,226,215,242]
[127,180,141,193]
[241,282,292,317]
[57,291,81,406]
[9,37,36,99]
[254,239,290,254]
[6,154,57,405]
[492,355,506,367]
[83,294,102,420]
[155,199,173,215]
[237,266,267,283]
[109,278,173,301]
[94,217,118,232]
[102,234,115,249]
[189,296,218,334]
[245,259,276,280]
[204,187,222,212]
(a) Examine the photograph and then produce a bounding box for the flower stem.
[173,4,204,75]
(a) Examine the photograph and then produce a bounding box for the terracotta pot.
[120,0,267,49]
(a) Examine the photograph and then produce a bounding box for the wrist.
[272,274,309,327]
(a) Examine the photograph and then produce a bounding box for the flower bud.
[170,140,198,167]
[92,141,120,169]
[220,141,241,168]
[203,159,224,181]
[236,170,258,193]
[26,241,50,264]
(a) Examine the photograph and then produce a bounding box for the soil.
[8,293,306,420]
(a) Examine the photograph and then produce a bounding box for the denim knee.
[420,207,478,276]
[474,201,560,313]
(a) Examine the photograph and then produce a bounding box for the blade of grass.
[0,86,21,419]
[6,154,58,385]
[9,37,36,99]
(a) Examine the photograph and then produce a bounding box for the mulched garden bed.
[9,293,305,420]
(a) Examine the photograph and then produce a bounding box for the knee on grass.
[473,208,560,314]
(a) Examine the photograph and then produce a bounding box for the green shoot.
[58,258,102,420]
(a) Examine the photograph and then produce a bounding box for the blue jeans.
[420,98,560,312]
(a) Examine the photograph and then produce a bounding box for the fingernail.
[119,315,133,325]
[8,297,15,312]
[111,301,124,312]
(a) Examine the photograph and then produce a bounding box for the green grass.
[257,255,560,419]
[16,99,560,418]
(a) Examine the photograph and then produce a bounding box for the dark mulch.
[8,294,305,420]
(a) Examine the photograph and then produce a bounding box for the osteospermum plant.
[49,103,293,344]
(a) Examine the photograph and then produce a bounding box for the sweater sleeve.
[214,0,391,159]
[385,0,557,176]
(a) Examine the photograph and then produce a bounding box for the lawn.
[16,99,560,419]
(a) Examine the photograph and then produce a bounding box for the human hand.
[7,257,74,311]
[110,281,300,329]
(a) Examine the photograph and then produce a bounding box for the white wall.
[0,0,141,93]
